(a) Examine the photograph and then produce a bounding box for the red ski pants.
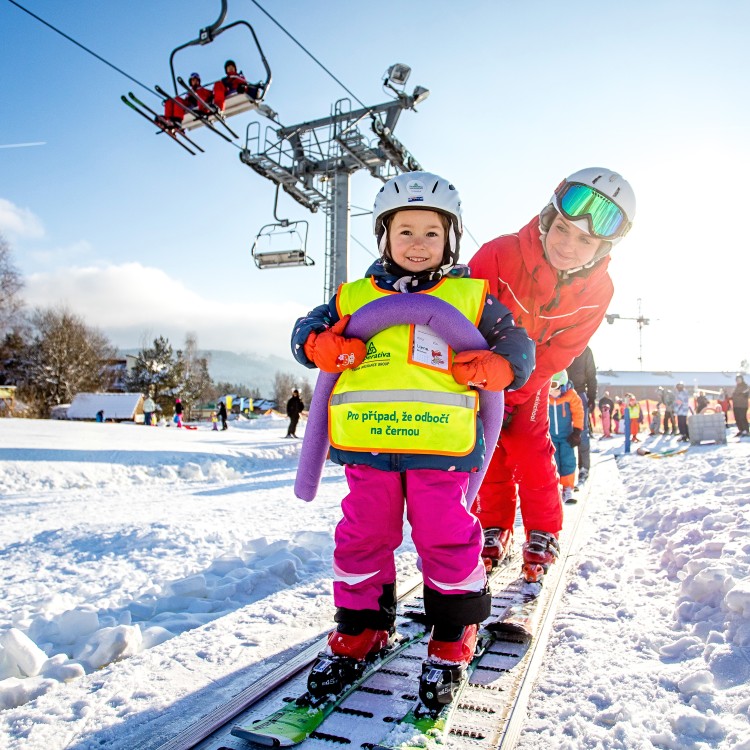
[471,383,563,536]
[333,466,486,613]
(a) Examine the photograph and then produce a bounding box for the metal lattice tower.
[240,70,427,300]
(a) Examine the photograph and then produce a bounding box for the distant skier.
[658,386,677,435]
[174,397,183,428]
[291,171,534,707]
[599,391,614,438]
[217,400,228,431]
[732,374,749,436]
[284,390,303,438]
[673,383,692,442]
[547,371,584,503]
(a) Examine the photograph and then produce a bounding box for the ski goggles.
[555,182,630,240]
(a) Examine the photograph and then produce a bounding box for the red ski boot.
[481,527,513,571]
[426,623,478,665]
[521,530,560,584]
[307,625,391,700]
[420,624,478,712]
[326,625,390,660]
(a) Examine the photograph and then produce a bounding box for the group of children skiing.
[291,166,636,710]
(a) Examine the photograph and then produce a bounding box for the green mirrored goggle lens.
[557,183,625,239]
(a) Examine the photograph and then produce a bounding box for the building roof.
[67,393,144,420]
[597,371,739,391]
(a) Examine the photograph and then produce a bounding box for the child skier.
[649,409,660,436]
[291,171,534,709]
[626,393,643,442]
[547,371,584,504]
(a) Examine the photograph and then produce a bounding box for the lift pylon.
[239,63,429,300]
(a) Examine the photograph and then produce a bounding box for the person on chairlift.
[213,59,260,111]
[162,72,212,128]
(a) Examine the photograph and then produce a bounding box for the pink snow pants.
[333,465,487,613]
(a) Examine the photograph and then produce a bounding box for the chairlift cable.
[349,233,378,259]
[249,0,367,109]
[463,222,481,250]
[6,0,155,99]
[7,0,247,154]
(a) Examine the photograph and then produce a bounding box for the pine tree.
[126,336,184,418]
[177,333,212,419]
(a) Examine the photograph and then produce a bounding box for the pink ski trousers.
[333,465,487,613]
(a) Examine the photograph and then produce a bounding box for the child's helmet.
[189,72,201,82]
[373,171,463,277]
[225,59,237,70]
[539,167,636,271]
[550,370,568,390]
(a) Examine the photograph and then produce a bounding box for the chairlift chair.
[251,220,314,269]
[166,0,272,131]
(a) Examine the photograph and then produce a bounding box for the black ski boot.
[417,624,476,714]
[306,625,390,701]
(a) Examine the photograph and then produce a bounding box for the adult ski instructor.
[468,167,636,584]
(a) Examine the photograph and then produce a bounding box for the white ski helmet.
[550,370,569,390]
[539,167,636,270]
[373,171,463,276]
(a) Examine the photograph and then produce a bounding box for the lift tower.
[240,64,429,300]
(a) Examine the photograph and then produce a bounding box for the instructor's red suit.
[468,216,613,535]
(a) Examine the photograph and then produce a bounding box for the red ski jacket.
[469,215,614,403]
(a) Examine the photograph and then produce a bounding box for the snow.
[0,417,749,749]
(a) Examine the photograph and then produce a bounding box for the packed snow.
[0,416,748,749]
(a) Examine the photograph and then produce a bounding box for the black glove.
[567,427,582,447]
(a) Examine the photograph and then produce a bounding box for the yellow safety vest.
[329,276,488,456]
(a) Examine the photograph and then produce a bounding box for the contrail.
[0,142,47,149]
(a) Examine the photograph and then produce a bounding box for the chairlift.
[251,186,314,269]
[167,0,272,131]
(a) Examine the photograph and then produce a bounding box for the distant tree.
[0,330,29,386]
[273,372,299,410]
[0,234,25,334]
[212,380,252,398]
[126,336,184,417]
[178,333,213,419]
[24,306,116,416]
[298,380,313,409]
[740,359,749,375]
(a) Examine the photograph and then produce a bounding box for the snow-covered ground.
[0,417,748,749]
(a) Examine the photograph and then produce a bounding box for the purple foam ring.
[294,294,504,504]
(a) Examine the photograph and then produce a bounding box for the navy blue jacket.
[290,261,534,473]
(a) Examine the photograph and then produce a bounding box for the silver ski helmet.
[373,171,463,275]
[539,167,636,269]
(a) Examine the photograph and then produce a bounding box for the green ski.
[231,622,427,747]
[372,628,497,750]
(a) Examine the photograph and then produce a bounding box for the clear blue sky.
[2,0,748,373]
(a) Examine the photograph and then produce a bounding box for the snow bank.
[517,438,750,750]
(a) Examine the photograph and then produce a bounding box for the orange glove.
[303,315,367,373]
[451,350,514,391]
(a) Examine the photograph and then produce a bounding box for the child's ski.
[372,627,497,750]
[231,622,427,747]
